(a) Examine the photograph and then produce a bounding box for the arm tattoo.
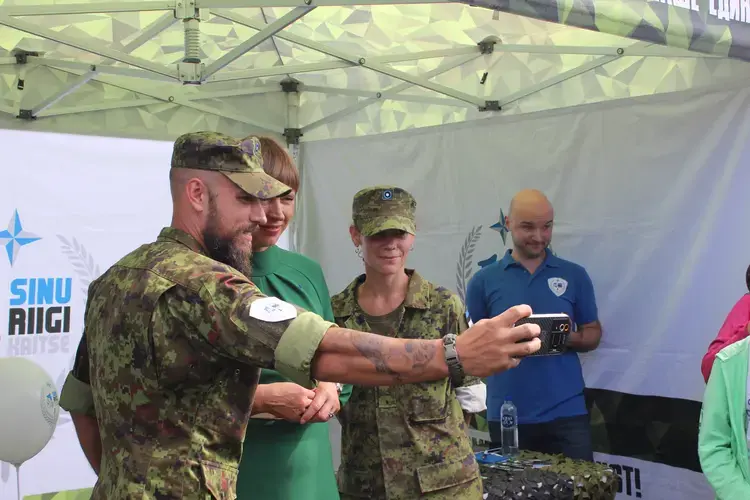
[352,334,396,375]
[404,340,434,370]
[351,332,437,382]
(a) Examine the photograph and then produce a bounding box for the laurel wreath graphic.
[455,225,482,306]
[58,236,101,298]
[56,234,101,427]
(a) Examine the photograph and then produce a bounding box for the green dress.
[236,244,352,500]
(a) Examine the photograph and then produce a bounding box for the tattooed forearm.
[313,328,447,385]
[351,332,438,381]
[404,340,435,370]
[351,333,399,376]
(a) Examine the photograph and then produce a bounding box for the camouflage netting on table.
[481,451,618,500]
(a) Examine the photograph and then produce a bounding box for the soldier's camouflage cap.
[352,185,416,237]
[171,131,291,200]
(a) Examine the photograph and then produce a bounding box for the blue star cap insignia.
[490,208,509,245]
[382,189,393,201]
[0,210,42,266]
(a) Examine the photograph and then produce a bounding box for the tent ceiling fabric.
[0,0,748,142]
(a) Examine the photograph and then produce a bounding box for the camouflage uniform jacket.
[71,227,333,500]
[332,270,483,500]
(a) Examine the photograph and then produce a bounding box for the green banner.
[24,488,93,500]
[460,0,750,60]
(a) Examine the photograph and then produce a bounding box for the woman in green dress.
[236,137,352,500]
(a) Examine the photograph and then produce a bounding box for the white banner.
[0,128,290,499]
[0,130,168,499]
[593,453,712,500]
[298,85,750,499]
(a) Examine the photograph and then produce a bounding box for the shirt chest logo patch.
[548,277,568,297]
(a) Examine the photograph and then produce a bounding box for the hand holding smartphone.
[514,313,572,356]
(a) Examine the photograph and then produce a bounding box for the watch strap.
[443,334,465,387]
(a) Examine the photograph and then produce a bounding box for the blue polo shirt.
[465,249,598,425]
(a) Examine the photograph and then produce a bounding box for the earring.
[410,245,414,251]
[355,246,363,259]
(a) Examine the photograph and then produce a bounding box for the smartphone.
[514,313,572,356]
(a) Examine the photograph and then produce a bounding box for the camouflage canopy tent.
[0,0,749,146]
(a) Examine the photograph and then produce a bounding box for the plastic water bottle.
[500,399,519,456]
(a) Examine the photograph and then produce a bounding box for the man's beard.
[203,199,253,277]
[513,237,547,260]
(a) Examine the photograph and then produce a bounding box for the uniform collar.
[334,269,430,317]
[501,248,560,270]
[158,227,207,256]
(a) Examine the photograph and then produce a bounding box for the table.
[48,452,618,500]
[478,450,618,500]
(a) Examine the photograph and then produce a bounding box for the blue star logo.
[0,210,41,266]
[490,208,509,245]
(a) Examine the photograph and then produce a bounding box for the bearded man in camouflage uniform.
[333,186,486,500]
[59,132,543,499]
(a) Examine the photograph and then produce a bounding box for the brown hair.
[258,136,300,192]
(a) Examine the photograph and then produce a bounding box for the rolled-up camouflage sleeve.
[172,270,336,389]
[448,294,487,413]
[59,333,97,417]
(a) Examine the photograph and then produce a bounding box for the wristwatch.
[443,334,465,387]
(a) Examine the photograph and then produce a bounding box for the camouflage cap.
[171,131,290,200]
[352,185,416,237]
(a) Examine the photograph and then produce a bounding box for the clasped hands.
[254,381,340,425]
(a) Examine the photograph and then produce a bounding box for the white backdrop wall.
[0,129,289,499]
[298,84,750,500]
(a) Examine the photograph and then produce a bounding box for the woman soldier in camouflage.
[332,186,487,500]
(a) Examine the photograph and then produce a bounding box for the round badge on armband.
[248,297,298,322]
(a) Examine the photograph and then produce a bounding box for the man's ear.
[185,178,209,213]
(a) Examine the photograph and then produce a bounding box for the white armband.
[455,382,487,413]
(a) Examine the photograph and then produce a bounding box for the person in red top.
[700,264,750,383]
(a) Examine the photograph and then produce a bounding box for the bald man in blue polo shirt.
[466,189,602,461]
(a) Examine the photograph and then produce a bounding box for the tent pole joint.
[479,100,500,112]
[478,36,499,55]
[11,50,38,93]
[283,78,301,146]
[284,128,303,145]
[281,79,301,93]
[178,61,204,84]
[175,0,202,20]
[17,109,36,121]
[12,49,40,65]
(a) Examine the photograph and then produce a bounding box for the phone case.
[515,313,572,356]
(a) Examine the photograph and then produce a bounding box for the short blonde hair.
[257,136,300,192]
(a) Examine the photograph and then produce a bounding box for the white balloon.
[0,357,60,465]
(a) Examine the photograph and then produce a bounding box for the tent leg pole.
[282,79,302,253]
